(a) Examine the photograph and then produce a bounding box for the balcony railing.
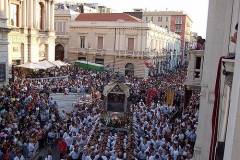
[56,31,69,35]
[69,47,166,58]
[185,50,204,90]
[175,21,182,24]
[175,29,181,33]
[11,27,20,32]
[24,75,69,84]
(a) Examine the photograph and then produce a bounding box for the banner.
[146,89,157,105]
[166,90,175,106]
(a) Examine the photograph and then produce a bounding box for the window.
[80,36,85,48]
[146,17,148,21]
[97,37,103,49]
[125,63,134,76]
[166,17,168,21]
[128,38,134,51]
[10,3,19,26]
[175,26,181,32]
[95,58,104,65]
[158,17,162,21]
[176,17,182,24]
[78,57,86,61]
[151,16,153,21]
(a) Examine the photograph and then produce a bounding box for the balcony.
[185,50,204,90]
[69,47,87,55]
[175,21,182,24]
[56,32,69,36]
[175,29,181,33]
[222,59,235,73]
[94,49,106,56]
[11,27,20,32]
[69,47,160,58]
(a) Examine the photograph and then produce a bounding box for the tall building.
[0,11,11,87]
[185,0,240,159]
[0,0,56,68]
[63,13,181,77]
[143,11,193,58]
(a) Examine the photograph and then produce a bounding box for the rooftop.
[75,13,141,22]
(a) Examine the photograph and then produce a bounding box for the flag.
[166,90,175,106]
[146,89,157,106]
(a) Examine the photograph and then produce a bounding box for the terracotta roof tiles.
[75,13,141,22]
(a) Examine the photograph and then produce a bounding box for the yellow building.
[0,0,56,67]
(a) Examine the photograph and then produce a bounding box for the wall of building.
[0,0,56,69]
[67,20,180,77]
[193,0,238,159]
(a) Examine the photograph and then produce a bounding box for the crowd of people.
[0,62,199,160]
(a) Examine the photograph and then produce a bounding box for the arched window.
[38,2,44,30]
[125,63,134,76]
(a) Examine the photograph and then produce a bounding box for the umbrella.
[51,60,68,68]
[16,62,47,70]
[37,60,56,69]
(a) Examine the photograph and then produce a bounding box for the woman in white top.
[45,148,52,160]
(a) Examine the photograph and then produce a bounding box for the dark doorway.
[55,44,64,61]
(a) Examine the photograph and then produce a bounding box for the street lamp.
[87,43,91,70]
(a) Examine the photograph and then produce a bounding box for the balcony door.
[97,37,103,49]
[128,38,134,51]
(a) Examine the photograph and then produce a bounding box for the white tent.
[37,60,56,69]
[51,60,68,68]
[16,62,47,70]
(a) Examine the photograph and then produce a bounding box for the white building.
[66,13,181,77]
[185,0,240,159]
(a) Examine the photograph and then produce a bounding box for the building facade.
[0,12,11,87]
[66,13,181,77]
[143,11,193,57]
[184,0,240,159]
[0,0,56,68]
[54,9,79,61]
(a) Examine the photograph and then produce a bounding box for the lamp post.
[87,43,90,70]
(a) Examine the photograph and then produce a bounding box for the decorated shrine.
[100,72,132,132]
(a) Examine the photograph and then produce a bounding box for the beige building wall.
[0,11,11,87]
[54,9,80,62]
[1,0,56,68]
[193,0,240,159]
[68,20,181,77]
[143,11,170,28]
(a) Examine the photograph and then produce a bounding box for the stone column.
[0,0,4,17]
[22,0,26,27]
[33,0,37,28]
[4,0,9,25]
[50,1,55,31]
[46,1,50,30]
[28,0,33,28]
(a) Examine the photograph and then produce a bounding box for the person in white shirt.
[45,148,52,160]
[68,146,81,160]
[14,150,25,160]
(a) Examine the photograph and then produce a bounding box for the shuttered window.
[97,37,103,49]
[128,38,134,51]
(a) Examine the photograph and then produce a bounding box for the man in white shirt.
[68,146,81,160]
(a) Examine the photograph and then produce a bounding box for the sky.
[56,0,209,38]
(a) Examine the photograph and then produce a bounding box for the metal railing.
[24,75,69,84]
